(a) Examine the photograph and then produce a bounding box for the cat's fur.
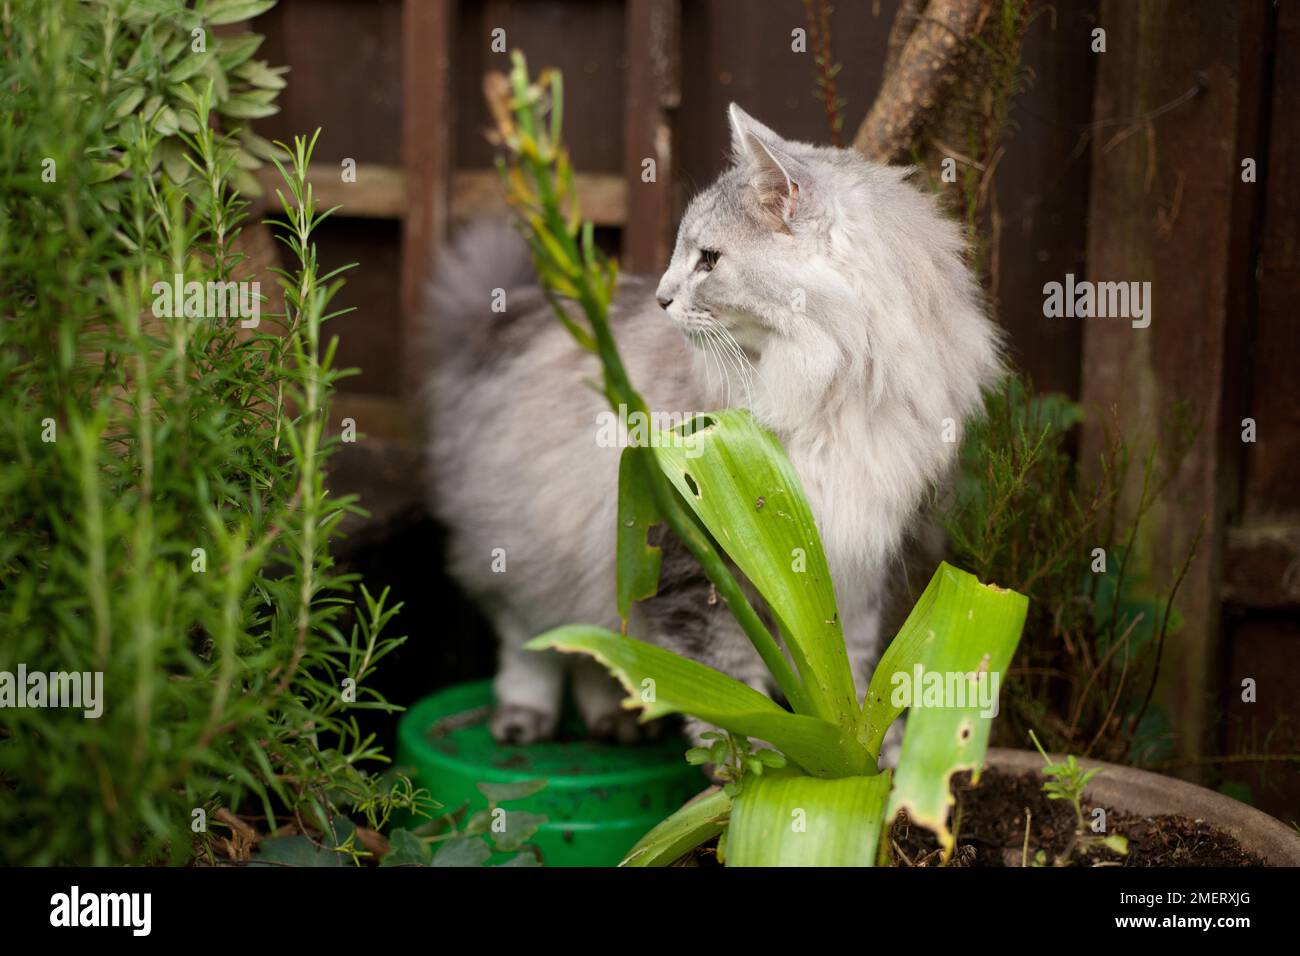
[422,105,1002,744]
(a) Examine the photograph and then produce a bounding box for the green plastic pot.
[395,680,701,866]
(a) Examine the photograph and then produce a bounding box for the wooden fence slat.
[254,165,627,226]
[255,163,407,219]
[450,170,627,226]
[1239,0,1300,526]
[622,0,681,272]
[402,0,455,398]
[1079,0,1271,778]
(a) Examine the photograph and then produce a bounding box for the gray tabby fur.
[421,105,1002,745]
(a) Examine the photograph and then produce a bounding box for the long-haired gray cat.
[423,105,1002,745]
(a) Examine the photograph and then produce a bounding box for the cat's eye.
[696,249,721,273]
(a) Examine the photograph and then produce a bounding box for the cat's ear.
[748,138,801,230]
[727,104,801,229]
[727,103,786,163]
[728,104,801,230]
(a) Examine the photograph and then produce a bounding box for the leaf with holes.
[879,563,1027,856]
[651,409,857,725]
[615,446,663,621]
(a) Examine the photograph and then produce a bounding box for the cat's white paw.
[490,704,558,745]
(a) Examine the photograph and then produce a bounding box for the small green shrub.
[942,375,1198,765]
[0,0,413,865]
[86,0,286,197]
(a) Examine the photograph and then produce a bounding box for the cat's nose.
[656,295,673,311]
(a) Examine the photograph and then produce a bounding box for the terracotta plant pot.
[986,748,1300,866]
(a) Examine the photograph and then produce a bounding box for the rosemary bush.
[0,0,413,865]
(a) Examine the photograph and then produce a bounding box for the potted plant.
[484,54,1023,866]
[482,53,1300,867]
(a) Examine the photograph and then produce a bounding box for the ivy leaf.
[251,836,347,867]
[430,837,491,867]
[379,829,431,867]
[491,810,546,853]
[476,779,546,804]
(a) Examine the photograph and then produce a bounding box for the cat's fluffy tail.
[421,218,537,372]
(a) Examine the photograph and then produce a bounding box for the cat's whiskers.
[705,325,739,407]
[700,326,728,405]
[691,327,717,398]
[703,321,755,409]
[696,321,728,408]
[708,326,741,407]
[716,325,758,408]
[697,326,727,404]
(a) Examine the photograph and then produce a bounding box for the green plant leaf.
[878,563,1027,855]
[491,810,546,852]
[218,94,280,119]
[621,787,732,867]
[204,0,277,26]
[234,59,289,90]
[228,166,262,197]
[110,85,146,119]
[240,127,288,162]
[431,837,491,867]
[159,139,190,183]
[152,105,180,136]
[476,779,546,804]
[168,51,212,84]
[252,833,349,867]
[616,446,663,620]
[122,0,171,21]
[651,409,857,724]
[526,625,870,777]
[214,33,264,71]
[727,771,892,866]
[1102,834,1129,855]
[380,828,431,867]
